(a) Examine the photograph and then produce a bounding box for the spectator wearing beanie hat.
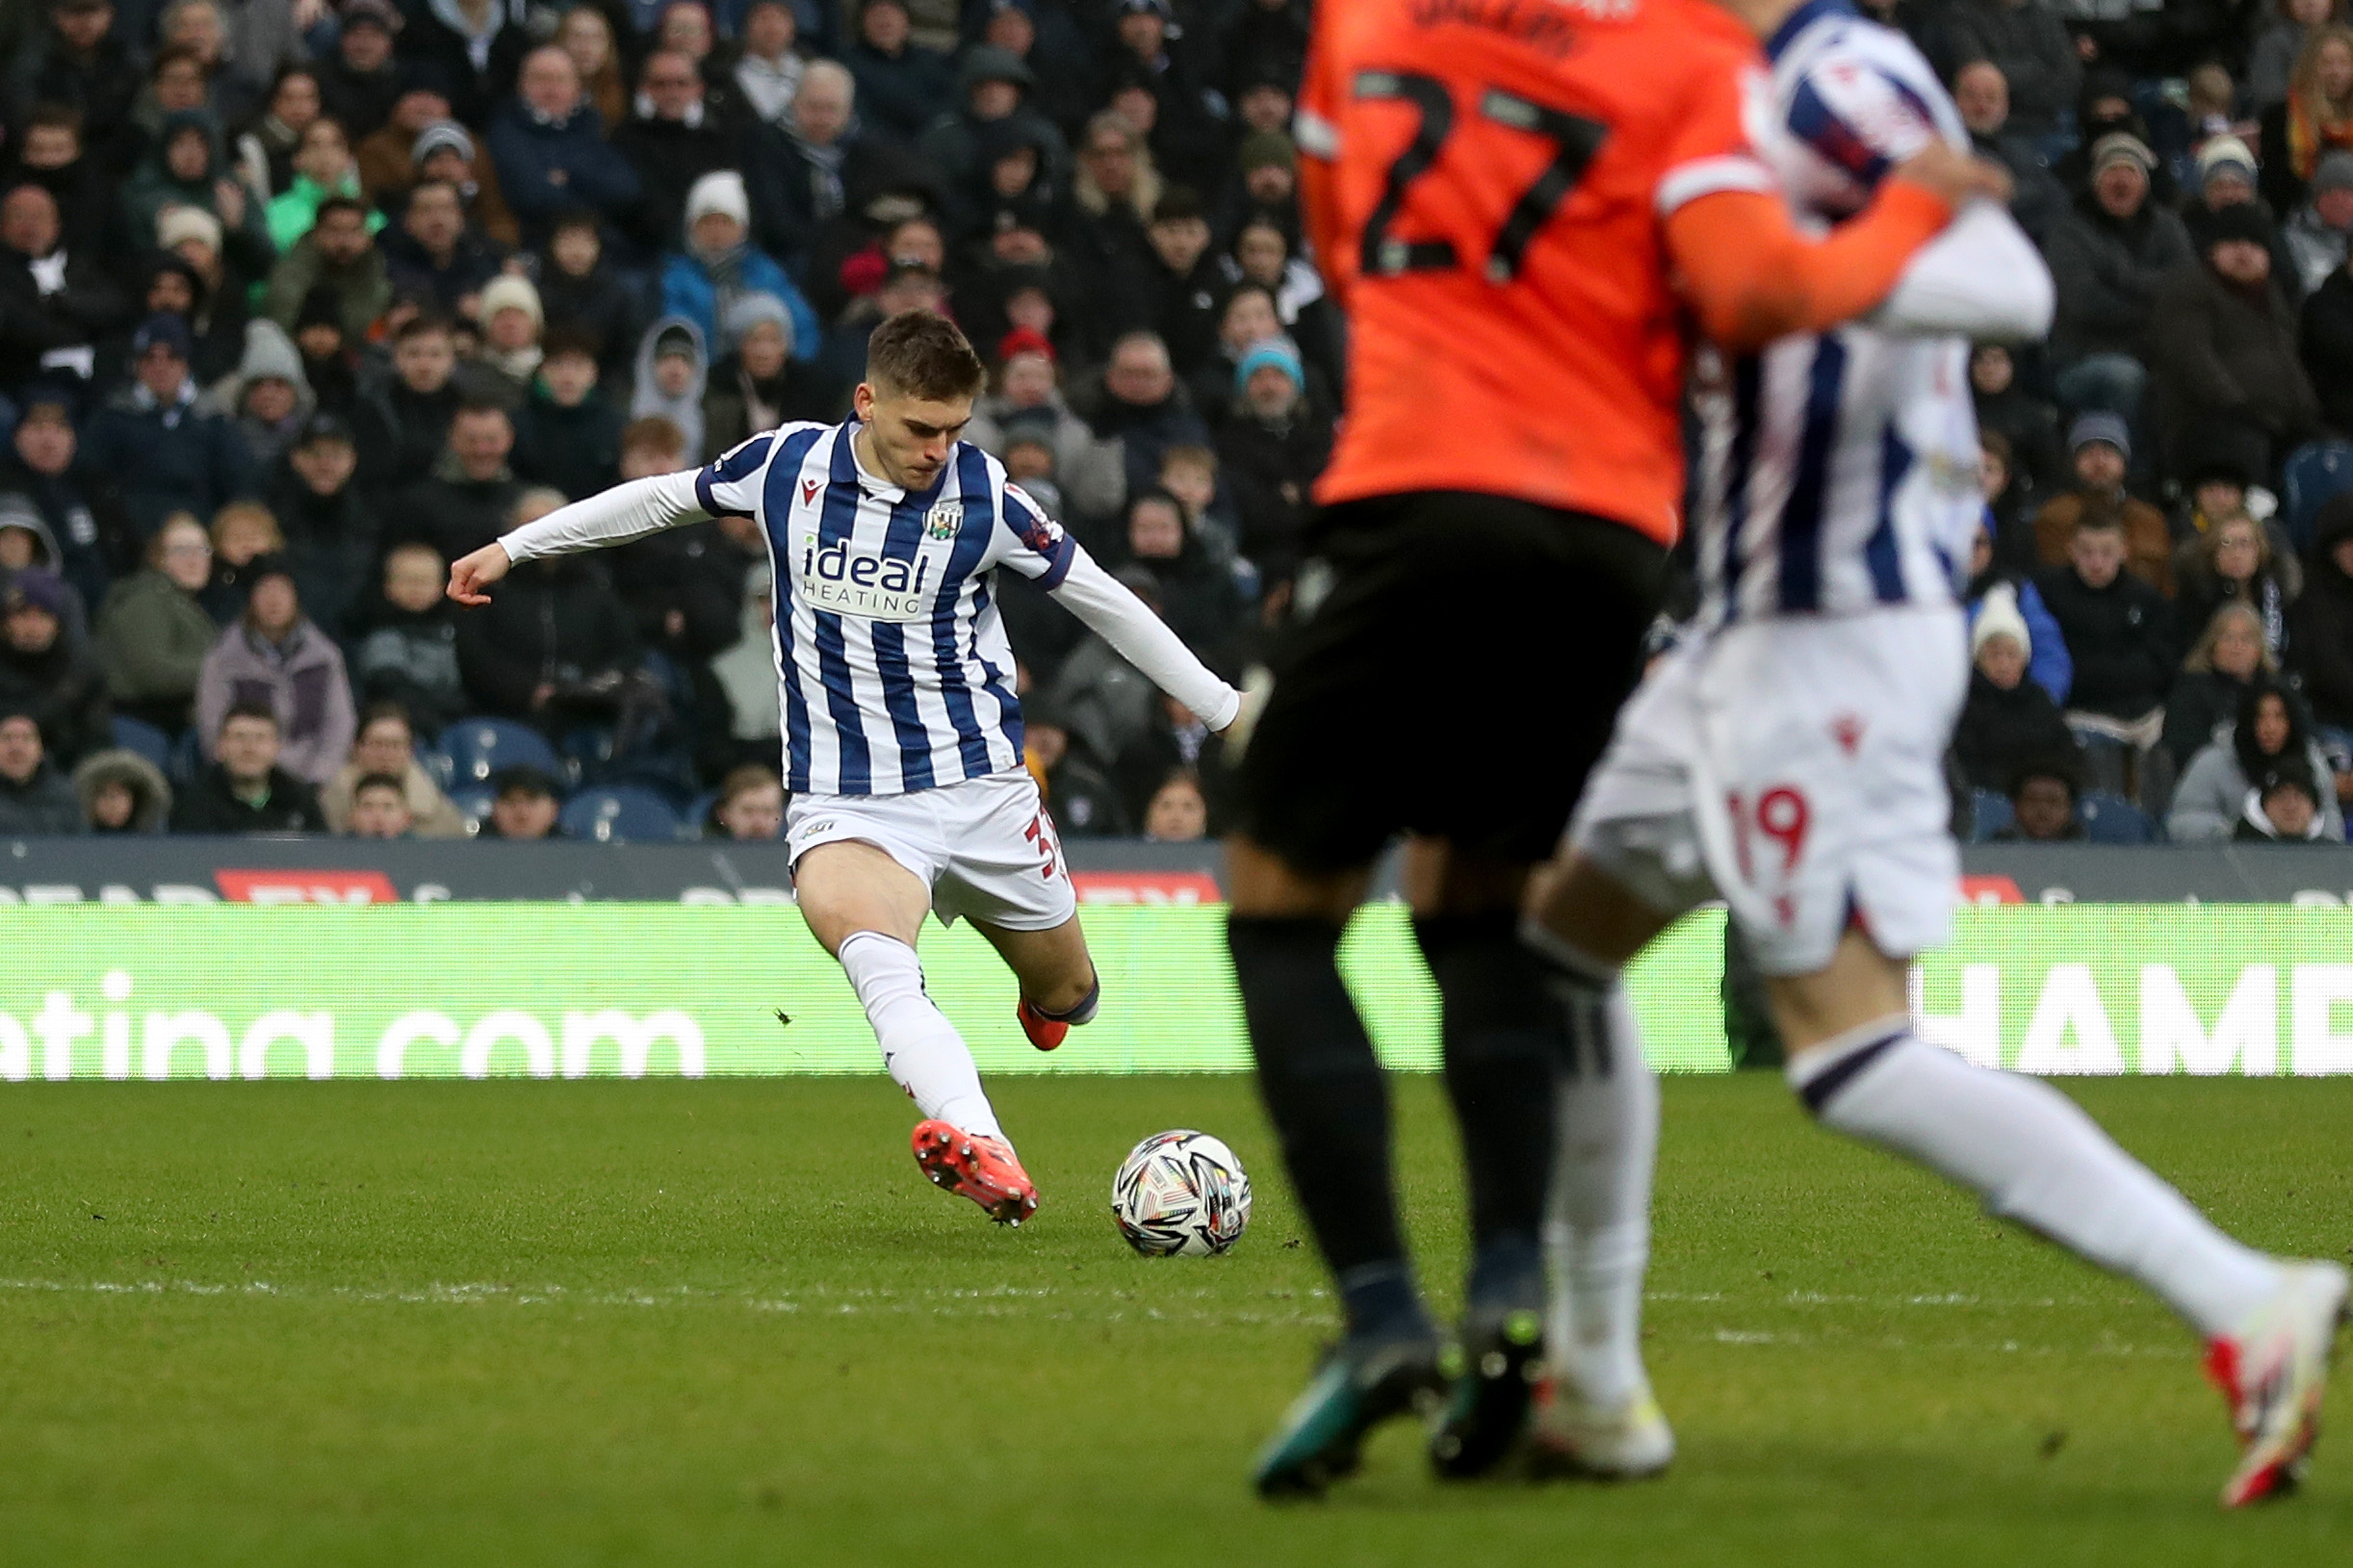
[2184,132,2307,306]
[2286,148,2353,296]
[2151,198,2321,481]
[659,171,819,365]
[406,120,521,251]
[1953,582,2080,795]
[2031,413,2174,595]
[0,567,112,769]
[967,325,1126,525]
[1218,329,1332,586]
[473,273,546,404]
[2042,131,2192,420]
[700,292,837,460]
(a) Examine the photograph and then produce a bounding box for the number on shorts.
[1725,786,1811,882]
[1021,812,1063,883]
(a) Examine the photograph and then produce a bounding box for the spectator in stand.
[1063,111,1162,357]
[1157,442,1240,555]
[73,746,172,834]
[1954,584,2079,794]
[734,0,807,129]
[346,541,466,737]
[122,108,275,285]
[93,514,215,735]
[2264,23,2353,216]
[352,313,462,490]
[1120,485,1242,665]
[1994,758,2088,842]
[2031,414,2173,594]
[264,195,389,345]
[10,0,141,177]
[0,565,108,768]
[411,119,522,251]
[199,500,283,625]
[843,0,953,146]
[1226,216,1342,397]
[2164,601,2284,772]
[535,210,638,386]
[473,273,546,407]
[2284,149,2353,297]
[2149,204,2320,478]
[701,294,835,458]
[1047,560,1169,773]
[317,0,403,141]
[168,699,321,833]
[2236,760,2338,840]
[480,762,562,838]
[919,44,1067,202]
[489,46,643,252]
[1021,702,1127,835]
[514,330,625,501]
[194,555,355,788]
[1140,766,1209,842]
[0,181,126,395]
[2041,133,2192,423]
[2291,496,2353,759]
[659,172,819,366]
[344,772,415,837]
[743,60,874,269]
[0,385,132,619]
[264,411,376,633]
[612,50,738,256]
[2297,210,2353,435]
[319,702,465,837]
[396,400,524,566]
[82,313,254,539]
[262,117,376,254]
[1217,335,1331,587]
[554,4,629,132]
[1951,58,2066,242]
[1105,0,1225,191]
[965,327,1125,526]
[236,64,323,205]
[632,319,711,464]
[455,486,640,732]
[380,177,506,316]
[2175,512,2301,666]
[0,706,81,835]
[2172,680,2345,839]
[199,319,312,474]
[1145,187,1223,383]
[1078,330,1208,511]
[1965,520,2071,702]
[408,0,531,129]
[2255,0,2337,116]
[1976,431,2041,578]
[1941,0,2080,148]
[7,104,124,267]
[356,69,452,204]
[706,763,784,839]
[151,208,253,387]
[2038,513,2175,749]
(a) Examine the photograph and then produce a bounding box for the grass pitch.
[0,1073,2347,1566]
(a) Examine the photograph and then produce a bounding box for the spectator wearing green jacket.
[262,117,385,254]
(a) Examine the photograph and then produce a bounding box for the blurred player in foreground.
[1225,0,2003,1497]
[450,313,1238,1224]
[1530,0,2347,1509]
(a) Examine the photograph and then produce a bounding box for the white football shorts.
[1570,605,1967,976]
[785,768,1076,931]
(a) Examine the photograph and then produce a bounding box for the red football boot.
[1017,999,1069,1052]
[912,1119,1041,1224]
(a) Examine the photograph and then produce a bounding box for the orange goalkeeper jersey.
[1297,0,1779,544]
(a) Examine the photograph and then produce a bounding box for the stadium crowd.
[0,0,2346,849]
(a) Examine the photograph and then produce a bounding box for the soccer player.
[1526,0,2347,1508]
[448,312,1239,1224]
[1228,0,2004,1497]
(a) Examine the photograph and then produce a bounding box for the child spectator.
[2164,603,2282,771]
[1141,766,1208,842]
[347,541,466,737]
[344,772,415,838]
[1158,443,1240,555]
[321,703,466,838]
[513,331,624,502]
[169,700,322,834]
[0,706,81,835]
[481,763,562,839]
[1953,585,2079,794]
[707,764,785,840]
[2236,761,2336,840]
[93,514,216,735]
[2171,681,2346,840]
[72,747,171,834]
[0,568,109,767]
[194,555,356,787]
[1993,758,2088,843]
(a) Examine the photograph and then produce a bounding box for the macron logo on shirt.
[799,534,936,622]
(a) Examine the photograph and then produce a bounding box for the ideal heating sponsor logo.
[797,535,936,622]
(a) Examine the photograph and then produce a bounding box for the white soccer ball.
[1110,1130,1253,1257]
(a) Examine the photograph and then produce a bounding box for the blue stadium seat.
[559,785,684,843]
[682,790,719,837]
[1969,789,2014,842]
[110,715,173,772]
[450,786,496,835]
[2282,439,2353,554]
[2079,791,2157,844]
[440,717,561,786]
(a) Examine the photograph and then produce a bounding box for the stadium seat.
[682,790,719,837]
[450,786,497,836]
[440,717,562,786]
[110,715,173,773]
[168,727,204,785]
[2281,438,2353,554]
[2079,791,2157,844]
[1968,789,2014,842]
[559,785,684,843]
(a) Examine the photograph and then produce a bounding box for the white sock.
[1538,957,1658,1410]
[837,931,1002,1142]
[1791,1019,2283,1338]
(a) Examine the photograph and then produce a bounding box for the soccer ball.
[1110,1130,1253,1256]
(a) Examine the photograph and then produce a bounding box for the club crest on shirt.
[924,501,963,540]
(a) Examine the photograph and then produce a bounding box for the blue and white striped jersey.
[696,419,1074,797]
[1691,0,1985,626]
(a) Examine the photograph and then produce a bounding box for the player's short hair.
[866,310,986,403]
[222,699,279,733]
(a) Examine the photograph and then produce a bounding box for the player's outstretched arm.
[1047,545,1242,731]
[444,472,709,605]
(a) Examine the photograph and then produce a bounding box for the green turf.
[0,1074,2346,1565]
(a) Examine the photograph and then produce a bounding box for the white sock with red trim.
[838,930,1002,1141]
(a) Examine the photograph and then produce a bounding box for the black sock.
[1228,913,1428,1343]
[1414,912,1560,1317]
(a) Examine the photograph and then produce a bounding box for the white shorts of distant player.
[1570,604,1968,976]
[785,768,1076,931]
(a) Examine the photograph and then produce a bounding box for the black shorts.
[1232,491,1668,873]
